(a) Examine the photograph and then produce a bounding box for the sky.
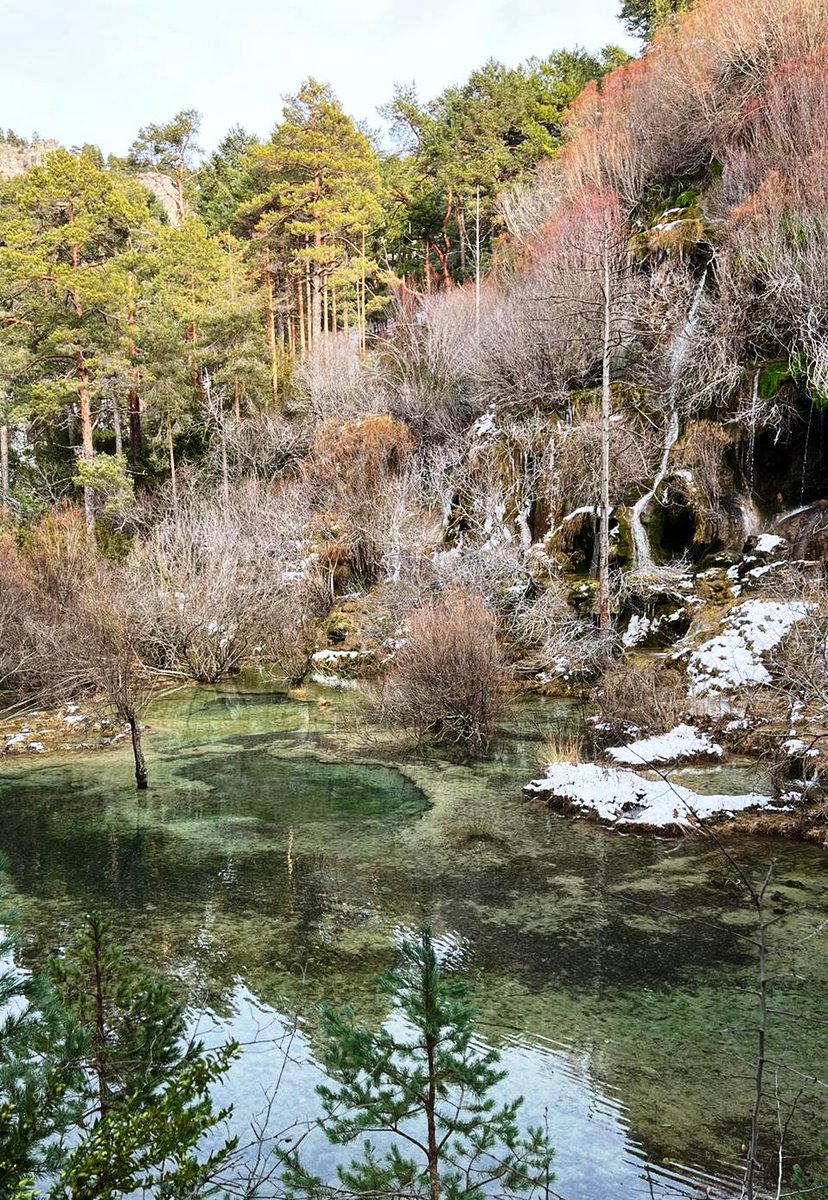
[2,0,636,157]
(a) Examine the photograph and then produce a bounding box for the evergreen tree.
[129,108,202,222]
[197,124,260,234]
[0,912,84,1193]
[0,149,153,531]
[382,48,627,287]
[50,911,238,1198]
[618,0,691,40]
[241,79,383,353]
[283,928,554,1200]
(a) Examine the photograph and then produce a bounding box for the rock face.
[0,139,60,179]
[775,501,828,561]
[136,170,182,226]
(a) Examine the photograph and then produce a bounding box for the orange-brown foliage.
[556,0,828,205]
[305,414,414,495]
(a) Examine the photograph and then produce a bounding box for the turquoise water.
[1,679,826,1197]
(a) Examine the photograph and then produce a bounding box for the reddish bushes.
[556,0,828,205]
[379,587,506,754]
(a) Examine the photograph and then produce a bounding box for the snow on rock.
[471,409,496,442]
[525,762,771,830]
[686,599,812,697]
[754,533,786,554]
[606,724,723,766]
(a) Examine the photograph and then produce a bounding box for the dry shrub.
[293,337,386,425]
[539,729,583,766]
[596,661,689,737]
[383,289,487,442]
[0,533,40,694]
[125,486,327,683]
[19,502,94,610]
[379,587,506,755]
[304,414,417,586]
[217,410,309,484]
[558,0,828,205]
[540,619,616,683]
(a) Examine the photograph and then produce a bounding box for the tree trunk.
[597,242,612,632]
[311,257,322,346]
[90,918,109,1118]
[167,418,178,521]
[474,188,481,334]
[424,975,441,1200]
[0,423,8,514]
[263,248,280,404]
[127,277,142,465]
[128,714,148,790]
[457,197,467,275]
[112,396,122,458]
[77,349,96,539]
[360,230,367,355]
[297,276,306,360]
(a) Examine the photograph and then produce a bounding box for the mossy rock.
[323,610,352,645]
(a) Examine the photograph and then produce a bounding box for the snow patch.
[526,762,772,829]
[754,533,786,554]
[687,600,812,697]
[606,724,723,766]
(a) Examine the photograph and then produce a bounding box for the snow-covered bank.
[606,724,722,767]
[525,762,775,832]
[685,599,812,696]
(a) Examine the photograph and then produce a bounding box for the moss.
[758,359,794,400]
[323,609,352,644]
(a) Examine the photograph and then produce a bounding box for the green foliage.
[0,899,239,1199]
[381,48,626,284]
[129,108,202,179]
[0,889,86,1193]
[792,1155,828,1199]
[758,359,794,399]
[619,0,692,40]
[72,453,134,517]
[282,927,554,1200]
[197,125,260,234]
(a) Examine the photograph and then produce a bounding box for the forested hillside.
[1,0,827,832]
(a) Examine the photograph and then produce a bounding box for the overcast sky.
[3,0,636,157]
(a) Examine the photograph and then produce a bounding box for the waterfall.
[800,401,813,507]
[747,369,758,494]
[630,271,707,571]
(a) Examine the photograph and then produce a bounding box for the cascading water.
[800,400,813,507]
[630,271,707,571]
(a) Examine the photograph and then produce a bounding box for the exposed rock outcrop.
[0,139,60,179]
[136,170,182,225]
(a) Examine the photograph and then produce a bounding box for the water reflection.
[0,679,825,1197]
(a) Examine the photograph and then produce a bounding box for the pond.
[1,679,826,1198]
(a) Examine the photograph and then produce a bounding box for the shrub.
[595,660,688,737]
[124,486,327,683]
[379,587,506,754]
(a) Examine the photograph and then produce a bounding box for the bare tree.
[43,568,155,789]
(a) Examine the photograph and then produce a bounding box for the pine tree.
[49,911,239,1198]
[241,79,382,354]
[0,149,153,533]
[0,912,85,1193]
[282,928,554,1200]
[129,109,202,222]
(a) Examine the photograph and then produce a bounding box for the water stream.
[0,679,826,1198]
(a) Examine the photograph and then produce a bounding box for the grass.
[538,729,584,767]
